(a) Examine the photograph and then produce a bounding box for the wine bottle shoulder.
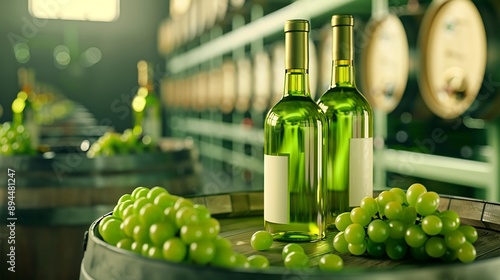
[317,87,372,114]
[266,95,326,124]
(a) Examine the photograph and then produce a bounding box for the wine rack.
[161,0,500,202]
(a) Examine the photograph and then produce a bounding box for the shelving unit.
[164,0,500,202]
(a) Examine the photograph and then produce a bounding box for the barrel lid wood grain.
[418,0,487,119]
[80,192,500,280]
[360,14,409,113]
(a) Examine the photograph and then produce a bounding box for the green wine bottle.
[264,19,327,242]
[132,60,162,142]
[318,15,373,228]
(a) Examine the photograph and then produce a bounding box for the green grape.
[116,238,134,251]
[189,240,216,265]
[133,197,149,215]
[360,197,378,217]
[444,230,466,250]
[117,194,133,204]
[457,241,476,263]
[441,248,458,263]
[421,215,442,236]
[100,219,124,246]
[384,201,402,221]
[247,255,270,269]
[385,238,407,260]
[344,223,365,244]
[163,237,187,263]
[334,212,352,231]
[366,239,385,257]
[406,183,427,206]
[175,206,199,228]
[153,193,177,210]
[415,191,440,216]
[121,205,134,219]
[284,251,309,269]
[133,224,150,243]
[146,186,168,201]
[389,187,407,205]
[148,246,164,260]
[458,225,478,243]
[213,236,232,250]
[400,206,417,225]
[131,187,150,200]
[425,236,446,258]
[211,248,237,268]
[251,230,273,251]
[367,219,390,243]
[173,198,194,211]
[202,218,220,239]
[164,206,178,226]
[98,216,117,237]
[121,214,140,238]
[112,204,122,219]
[141,243,151,256]
[405,224,428,248]
[350,207,371,227]
[348,240,367,256]
[387,220,406,239]
[139,203,164,226]
[439,210,461,235]
[180,223,204,244]
[149,222,176,247]
[131,241,143,254]
[115,200,133,219]
[318,254,343,271]
[282,243,305,259]
[234,253,250,268]
[333,231,349,253]
[376,191,397,211]
[193,204,211,222]
[410,245,429,261]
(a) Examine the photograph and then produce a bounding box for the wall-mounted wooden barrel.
[418,0,487,120]
[79,192,500,280]
[251,50,271,113]
[0,138,201,280]
[235,58,252,113]
[360,14,410,113]
[196,71,209,112]
[220,60,237,114]
[208,67,223,112]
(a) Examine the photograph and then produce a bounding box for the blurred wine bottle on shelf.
[11,67,40,149]
[317,15,373,227]
[264,19,326,242]
[132,60,162,142]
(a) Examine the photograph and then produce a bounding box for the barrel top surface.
[81,192,500,280]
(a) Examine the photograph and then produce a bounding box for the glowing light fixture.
[29,0,120,22]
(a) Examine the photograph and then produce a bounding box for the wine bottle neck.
[331,60,356,88]
[284,69,311,97]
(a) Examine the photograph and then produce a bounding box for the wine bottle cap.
[284,19,310,33]
[284,19,309,70]
[331,15,354,27]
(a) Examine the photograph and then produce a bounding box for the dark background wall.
[0,0,168,132]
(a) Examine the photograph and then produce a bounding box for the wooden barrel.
[235,58,252,113]
[269,42,285,108]
[220,60,237,114]
[251,50,272,113]
[0,138,201,280]
[79,192,500,280]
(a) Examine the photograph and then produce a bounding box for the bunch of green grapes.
[333,183,477,263]
[87,129,157,158]
[0,122,36,156]
[99,186,269,270]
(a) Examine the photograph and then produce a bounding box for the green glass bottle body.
[317,15,373,228]
[132,60,162,142]
[264,20,327,242]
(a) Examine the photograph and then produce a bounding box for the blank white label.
[264,154,289,224]
[349,138,373,206]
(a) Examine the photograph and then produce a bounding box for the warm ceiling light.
[29,0,120,22]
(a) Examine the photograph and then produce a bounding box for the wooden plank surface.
[219,216,500,269]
